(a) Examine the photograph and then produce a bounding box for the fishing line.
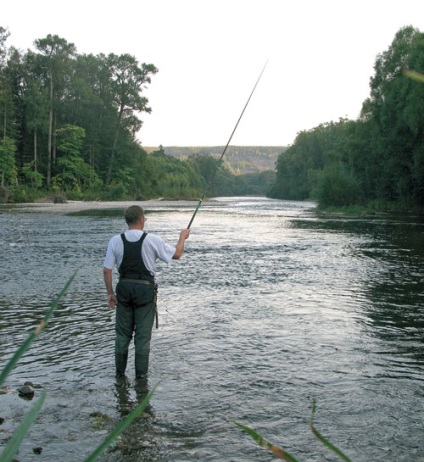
[187,60,268,229]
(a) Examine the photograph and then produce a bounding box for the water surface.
[0,198,423,461]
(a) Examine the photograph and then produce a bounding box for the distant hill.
[143,146,286,175]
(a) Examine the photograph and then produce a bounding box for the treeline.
[0,28,275,202]
[148,146,283,174]
[269,26,424,211]
[142,150,275,199]
[4,26,422,209]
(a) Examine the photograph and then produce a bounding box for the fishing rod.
[187,61,268,229]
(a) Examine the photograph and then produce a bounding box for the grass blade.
[233,421,299,462]
[403,69,424,83]
[0,271,77,387]
[309,401,352,462]
[0,389,46,462]
[83,383,157,462]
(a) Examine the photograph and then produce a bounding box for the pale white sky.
[3,0,424,147]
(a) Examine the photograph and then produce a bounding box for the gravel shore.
[0,199,219,214]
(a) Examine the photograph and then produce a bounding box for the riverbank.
[0,199,221,215]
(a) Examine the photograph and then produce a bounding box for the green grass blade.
[233,421,299,462]
[0,389,46,462]
[309,401,352,462]
[0,271,78,387]
[83,384,157,462]
[403,69,424,83]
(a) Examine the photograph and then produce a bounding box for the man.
[103,205,190,379]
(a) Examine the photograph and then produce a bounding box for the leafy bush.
[316,166,361,207]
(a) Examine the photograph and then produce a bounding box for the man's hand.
[173,228,190,259]
[180,229,190,240]
[107,293,118,309]
[103,267,117,309]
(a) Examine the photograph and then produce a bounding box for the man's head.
[124,205,145,226]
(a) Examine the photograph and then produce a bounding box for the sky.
[2,0,424,148]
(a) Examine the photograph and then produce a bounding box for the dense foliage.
[0,29,274,202]
[270,26,424,211]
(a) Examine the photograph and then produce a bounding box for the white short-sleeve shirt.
[103,229,176,278]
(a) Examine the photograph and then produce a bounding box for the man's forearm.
[103,267,114,294]
[173,236,185,259]
[103,267,117,309]
[172,229,190,260]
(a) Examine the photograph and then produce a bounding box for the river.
[0,197,423,461]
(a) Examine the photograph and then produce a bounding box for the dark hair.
[124,205,144,225]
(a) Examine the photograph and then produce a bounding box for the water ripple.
[1,199,423,461]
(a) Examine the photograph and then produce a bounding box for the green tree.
[105,53,158,185]
[34,35,77,186]
[0,26,10,129]
[65,53,111,178]
[0,26,9,68]
[361,26,424,206]
[53,124,100,193]
[145,150,201,199]
[20,49,50,173]
[0,28,16,152]
[316,165,361,207]
[0,136,17,186]
[188,153,236,197]
[270,120,362,204]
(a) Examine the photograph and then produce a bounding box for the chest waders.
[115,233,158,378]
[119,233,159,327]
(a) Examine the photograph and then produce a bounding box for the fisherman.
[103,205,190,379]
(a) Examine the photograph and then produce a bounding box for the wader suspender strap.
[119,232,159,328]
[119,232,153,282]
[154,285,159,329]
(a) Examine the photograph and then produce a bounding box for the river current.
[0,197,423,461]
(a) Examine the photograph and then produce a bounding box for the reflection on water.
[0,198,423,461]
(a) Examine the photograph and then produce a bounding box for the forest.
[269,26,424,212]
[1,26,423,210]
[0,28,275,202]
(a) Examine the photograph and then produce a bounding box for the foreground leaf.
[403,69,424,83]
[0,271,77,387]
[84,384,157,462]
[309,400,352,462]
[0,389,46,462]
[233,421,299,462]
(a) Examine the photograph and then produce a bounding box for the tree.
[104,53,158,185]
[0,136,17,186]
[0,27,13,144]
[34,35,77,186]
[0,26,10,70]
[18,50,50,173]
[316,165,360,207]
[361,26,424,205]
[54,123,100,193]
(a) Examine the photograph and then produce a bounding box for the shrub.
[316,166,361,207]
